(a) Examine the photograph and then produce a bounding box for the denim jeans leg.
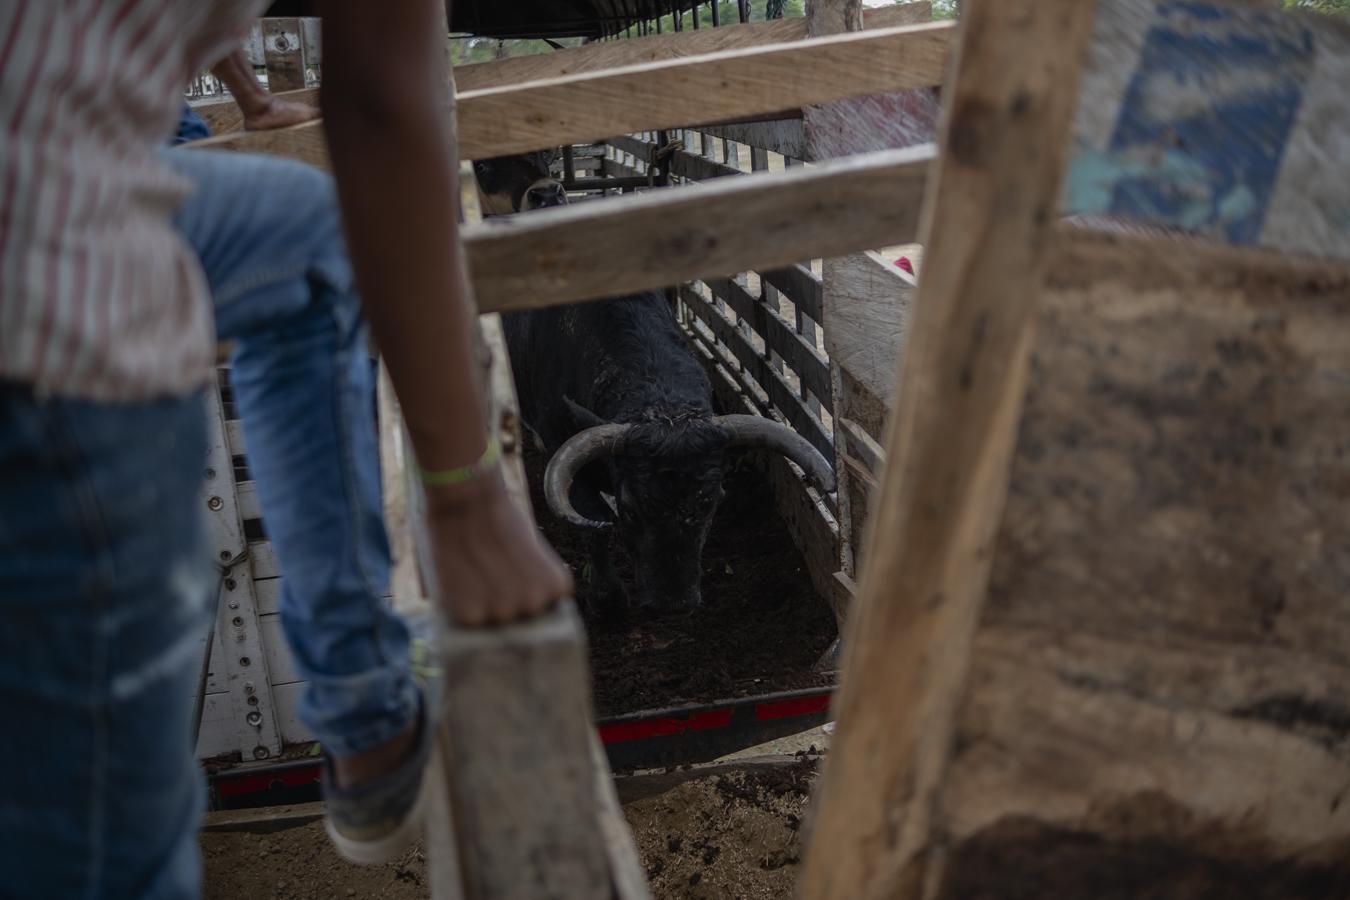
[0,386,211,900]
[156,147,417,756]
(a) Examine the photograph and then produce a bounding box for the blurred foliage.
[1283,0,1350,12]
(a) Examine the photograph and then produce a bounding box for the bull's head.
[472,149,565,215]
[544,402,836,611]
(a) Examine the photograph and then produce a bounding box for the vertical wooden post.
[410,19,650,899]
[796,1,1097,898]
[262,18,307,92]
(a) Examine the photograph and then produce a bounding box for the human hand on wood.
[424,472,574,627]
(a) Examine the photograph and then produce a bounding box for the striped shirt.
[0,0,266,401]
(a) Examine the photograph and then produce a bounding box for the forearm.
[320,4,489,471]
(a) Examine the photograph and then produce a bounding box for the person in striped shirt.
[0,2,572,898]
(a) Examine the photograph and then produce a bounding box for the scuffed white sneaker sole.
[324,759,431,866]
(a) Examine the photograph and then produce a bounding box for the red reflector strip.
[216,764,321,799]
[599,708,734,745]
[754,693,830,721]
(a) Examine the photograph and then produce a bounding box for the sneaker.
[322,613,441,864]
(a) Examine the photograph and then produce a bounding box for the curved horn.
[543,424,633,528]
[715,414,837,493]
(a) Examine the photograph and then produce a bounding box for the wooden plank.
[680,285,833,460]
[703,276,833,408]
[377,362,425,608]
[1065,0,1350,264]
[262,18,306,93]
[697,119,808,161]
[436,606,612,900]
[606,134,741,181]
[467,147,933,313]
[797,0,1099,896]
[761,265,823,324]
[190,23,954,166]
[459,23,952,161]
[837,417,886,474]
[589,735,654,900]
[200,801,326,834]
[453,3,935,92]
[935,224,1350,884]
[821,250,915,410]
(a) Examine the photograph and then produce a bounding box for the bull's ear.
[564,395,610,430]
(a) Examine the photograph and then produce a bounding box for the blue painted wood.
[1065,0,1350,261]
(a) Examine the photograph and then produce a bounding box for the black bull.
[473,152,835,614]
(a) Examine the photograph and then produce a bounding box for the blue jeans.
[0,388,212,899]
[0,148,416,898]
[174,103,212,144]
[158,147,417,759]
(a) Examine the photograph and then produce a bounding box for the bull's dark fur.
[504,294,730,616]
[479,151,730,615]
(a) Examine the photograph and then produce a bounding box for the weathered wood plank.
[466,147,932,314]
[437,606,612,900]
[1065,0,1350,263]
[190,23,954,165]
[680,285,833,460]
[454,3,935,92]
[798,0,1099,897]
[704,276,833,408]
[200,801,326,834]
[935,225,1350,886]
[761,265,823,324]
[377,362,425,609]
[606,134,742,181]
[821,250,914,410]
[696,119,809,161]
[458,22,952,161]
[262,18,306,93]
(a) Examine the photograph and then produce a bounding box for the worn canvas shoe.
[323,615,441,865]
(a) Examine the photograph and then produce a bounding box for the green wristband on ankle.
[417,436,503,487]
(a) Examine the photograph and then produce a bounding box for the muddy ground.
[521,440,836,717]
[201,763,817,900]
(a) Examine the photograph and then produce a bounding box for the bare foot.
[330,721,418,790]
[243,98,320,131]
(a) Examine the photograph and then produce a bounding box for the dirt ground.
[201,763,816,900]
[201,822,427,900]
[522,440,836,717]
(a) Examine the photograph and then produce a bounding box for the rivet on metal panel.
[253,746,270,760]
[239,656,251,667]
[246,710,263,727]
[224,578,237,591]
[247,695,260,707]
[208,496,224,511]
[231,616,244,628]
[244,682,255,694]
[227,599,239,610]
[219,550,232,561]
